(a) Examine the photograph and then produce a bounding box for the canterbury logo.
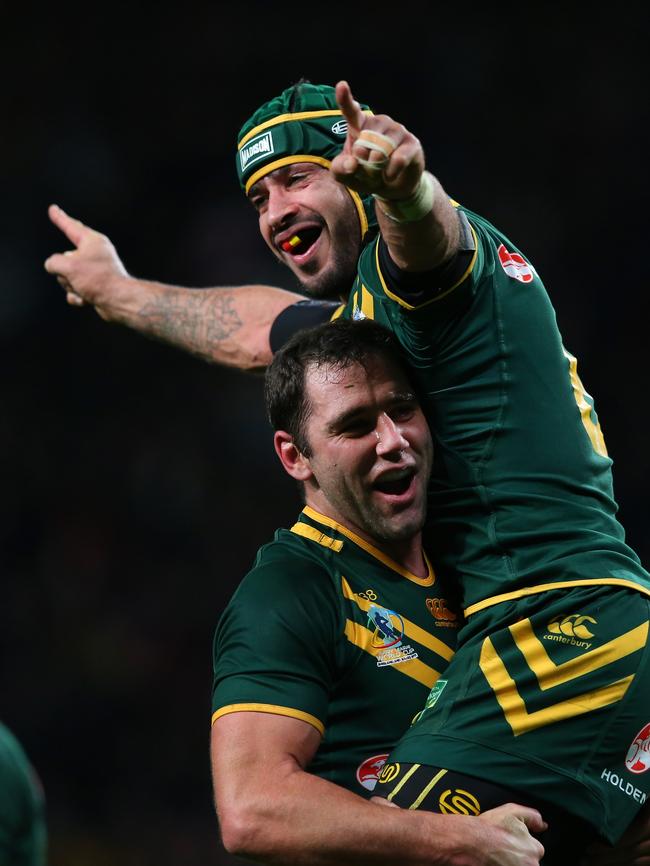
[426,598,458,621]
[439,788,481,815]
[548,614,596,640]
[479,619,647,736]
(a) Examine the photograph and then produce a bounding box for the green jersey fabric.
[212,507,459,795]
[339,204,650,614]
[0,723,47,866]
[379,585,650,843]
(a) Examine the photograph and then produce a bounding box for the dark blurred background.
[1,3,649,864]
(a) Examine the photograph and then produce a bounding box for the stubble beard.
[295,201,362,301]
[296,243,359,301]
[364,506,427,545]
[338,483,428,546]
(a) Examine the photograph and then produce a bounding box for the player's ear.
[274,431,313,481]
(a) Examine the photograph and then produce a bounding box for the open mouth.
[373,468,416,497]
[280,227,322,257]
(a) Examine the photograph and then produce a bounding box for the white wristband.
[374,171,435,223]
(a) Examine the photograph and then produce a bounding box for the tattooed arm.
[111,280,297,369]
[44,205,301,370]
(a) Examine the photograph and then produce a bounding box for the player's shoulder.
[236,526,338,599]
[453,201,500,235]
[457,202,530,261]
[218,526,342,641]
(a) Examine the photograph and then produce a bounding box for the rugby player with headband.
[46,80,650,865]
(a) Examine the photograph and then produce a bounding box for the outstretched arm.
[212,711,546,866]
[44,205,302,370]
[330,81,460,274]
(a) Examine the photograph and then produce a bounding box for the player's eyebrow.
[327,391,418,433]
[327,405,372,433]
[247,179,265,199]
[249,163,320,200]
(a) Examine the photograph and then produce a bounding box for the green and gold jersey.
[0,723,47,866]
[212,507,459,795]
[339,205,650,615]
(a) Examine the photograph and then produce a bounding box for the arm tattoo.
[137,289,243,363]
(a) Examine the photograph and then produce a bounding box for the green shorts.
[379,585,650,843]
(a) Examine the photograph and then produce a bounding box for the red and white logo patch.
[356,753,389,791]
[498,244,534,283]
[626,723,650,774]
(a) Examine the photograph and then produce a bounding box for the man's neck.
[377,535,428,578]
[304,501,428,579]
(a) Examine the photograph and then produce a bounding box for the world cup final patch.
[367,604,418,667]
[497,244,535,283]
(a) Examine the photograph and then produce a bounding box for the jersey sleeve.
[375,208,477,308]
[212,556,341,736]
[269,299,343,353]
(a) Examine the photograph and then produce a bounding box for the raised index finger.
[47,204,87,248]
[335,80,366,135]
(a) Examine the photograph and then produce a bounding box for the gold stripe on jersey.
[374,224,479,311]
[330,304,345,321]
[479,636,634,736]
[302,507,435,586]
[344,620,441,688]
[464,578,650,618]
[564,348,608,457]
[360,284,375,319]
[386,763,421,802]
[341,577,455,661]
[211,703,325,735]
[509,619,648,689]
[409,768,449,810]
[290,521,343,552]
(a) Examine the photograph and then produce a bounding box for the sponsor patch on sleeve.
[497,243,535,283]
[356,753,389,791]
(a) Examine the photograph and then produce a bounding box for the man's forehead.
[248,162,325,198]
[305,357,409,403]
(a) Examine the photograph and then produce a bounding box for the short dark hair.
[264,318,412,456]
[288,77,311,112]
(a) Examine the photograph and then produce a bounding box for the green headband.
[236,82,377,239]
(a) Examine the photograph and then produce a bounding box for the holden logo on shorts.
[331,120,348,135]
[626,723,650,774]
[356,754,389,791]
